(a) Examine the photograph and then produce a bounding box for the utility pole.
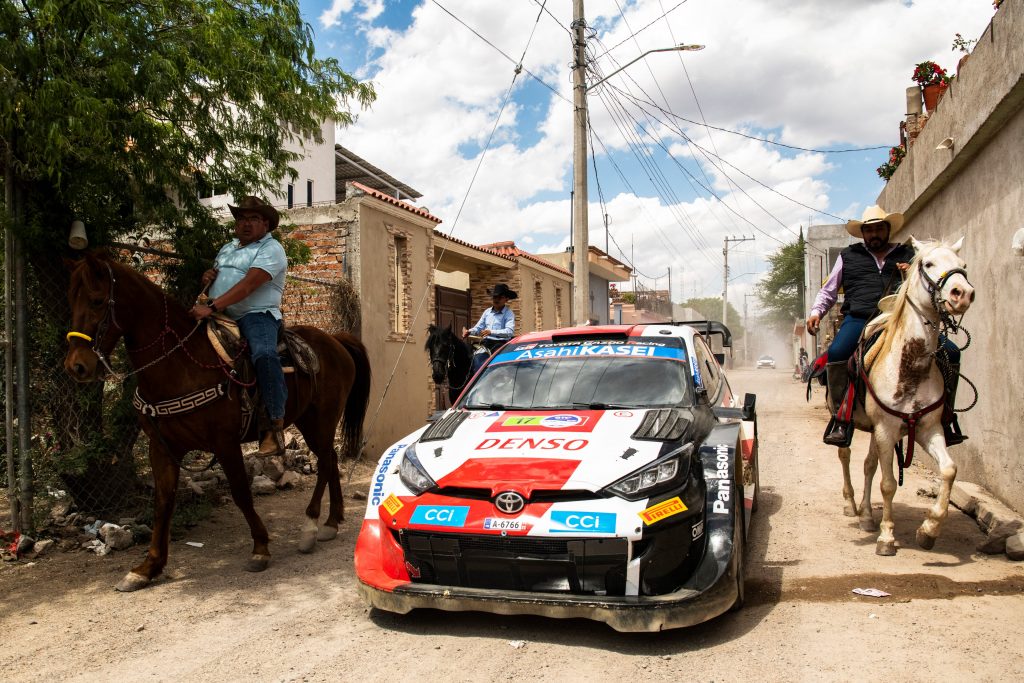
[722,235,754,325]
[571,0,590,325]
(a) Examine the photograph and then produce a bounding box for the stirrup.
[823,417,854,447]
[943,417,968,447]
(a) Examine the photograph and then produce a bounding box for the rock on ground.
[251,475,276,495]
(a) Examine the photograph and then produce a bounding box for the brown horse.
[63,251,371,591]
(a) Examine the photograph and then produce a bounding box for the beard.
[866,236,886,250]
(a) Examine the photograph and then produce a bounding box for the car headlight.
[604,443,694,500]
[398,443,436,494]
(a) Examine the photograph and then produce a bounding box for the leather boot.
[258,418,286,456]
[942,364,968,447]
[823,361,853,447]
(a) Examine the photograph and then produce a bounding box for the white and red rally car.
[355,322,758,632]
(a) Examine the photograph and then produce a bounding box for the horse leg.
[296,415,345,548]
[116,442,180,592]
[858,440,879,532]
[916,427,956,550]
[837,445,858,516]
[218,447,272,571]
[874,432,899,556]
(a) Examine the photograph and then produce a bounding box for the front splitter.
[358,570,737,632]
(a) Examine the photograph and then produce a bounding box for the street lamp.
[570,7,703,324]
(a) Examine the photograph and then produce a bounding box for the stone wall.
[877,0,1024,512]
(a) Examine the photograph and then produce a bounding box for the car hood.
[412,409,695,494]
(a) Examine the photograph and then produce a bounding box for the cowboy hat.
[846,205,904,238]
[228,196,279,231]
[487,283,518,300]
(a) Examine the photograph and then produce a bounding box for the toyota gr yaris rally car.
[355,322,758,632]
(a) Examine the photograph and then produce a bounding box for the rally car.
[355,321,759,632]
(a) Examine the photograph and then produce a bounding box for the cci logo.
[409,505,470,527]
[549,510,616,534]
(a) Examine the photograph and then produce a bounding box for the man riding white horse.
[806,205,966,447]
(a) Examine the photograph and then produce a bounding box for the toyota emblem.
[494,491,526,514]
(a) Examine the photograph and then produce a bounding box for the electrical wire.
[591,0,692,62]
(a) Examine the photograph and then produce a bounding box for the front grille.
[399,530,628,595]
[433,487,599,504]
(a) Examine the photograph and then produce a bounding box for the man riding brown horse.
[190,196,289,456]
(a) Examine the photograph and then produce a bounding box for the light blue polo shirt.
[209,233,288,320]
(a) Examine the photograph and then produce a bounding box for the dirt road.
[3,368,1023,682]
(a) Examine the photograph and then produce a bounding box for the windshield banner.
[492,344,688,364]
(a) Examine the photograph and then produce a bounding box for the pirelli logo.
[638,496,687,525]
[382,494,404,516]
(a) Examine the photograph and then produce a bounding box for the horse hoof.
[297,531,317,554]
[115,572,151,592]
[244,554,271,572]
[916,529,937,550]
[859,518,878,532]
[876,540,897,556]
[843,503,858,517]
[316,525,338,542]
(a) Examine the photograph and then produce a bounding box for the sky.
[296,0,995,310]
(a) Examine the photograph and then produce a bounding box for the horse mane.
[863,241,938,368]
[73,250,185,313]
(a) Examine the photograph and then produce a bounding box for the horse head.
[64,251,125,382]
[425,324,455,384]
[909,236,975,318]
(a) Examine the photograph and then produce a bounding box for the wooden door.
[434,285,472,408]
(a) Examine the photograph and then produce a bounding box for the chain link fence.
[3,237,362,533]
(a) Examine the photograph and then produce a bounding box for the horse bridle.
[918,261,971,333]
[66,261,204,382]
[66,261,123,379]
[432,340,470,392]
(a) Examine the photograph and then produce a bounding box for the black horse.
[425,324,474,405]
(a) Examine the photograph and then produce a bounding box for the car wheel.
[729,496,747,612]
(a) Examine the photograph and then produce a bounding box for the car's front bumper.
[357,552,737,632]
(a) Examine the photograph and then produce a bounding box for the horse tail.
[334,332,372,460]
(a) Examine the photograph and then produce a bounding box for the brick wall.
[281,220,360,334]
[468,265,521,335]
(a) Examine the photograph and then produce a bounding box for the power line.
[530,0,572,36]
[591,0,692,62]
[430,0,571,105]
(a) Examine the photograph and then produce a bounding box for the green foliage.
[621,292,636,304]
[680,297,744,338]
[1,0,374,252]
[756,235,806,331]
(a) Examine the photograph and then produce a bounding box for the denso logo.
[550,511,616,534]
[409,505,470,527]
[371,444,405,505]
[475,437,588,451]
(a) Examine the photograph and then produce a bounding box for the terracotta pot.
[922,83,947,113]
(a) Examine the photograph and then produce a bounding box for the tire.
[729,495,747,612]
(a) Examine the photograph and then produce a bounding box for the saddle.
[206,314,321,377]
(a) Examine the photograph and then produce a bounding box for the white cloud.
[330,0,994,302]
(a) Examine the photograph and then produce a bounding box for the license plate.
[483,518,527,531]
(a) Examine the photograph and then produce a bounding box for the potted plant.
[876,144,906,182]
[912,61,950,113]
[952,33,977,73]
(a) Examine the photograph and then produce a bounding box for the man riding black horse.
[807,205,966,447]
[462,283,517,375]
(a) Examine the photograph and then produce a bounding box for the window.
[306,180,313,207]
[389,231,411,335]
[554,287,564,328]
[533,280,543,331]
[287,183,294,209]
[693,338,721,400]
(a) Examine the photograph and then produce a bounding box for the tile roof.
[434,230,517,263]
[480,241,572,277]
[348,181,442,223]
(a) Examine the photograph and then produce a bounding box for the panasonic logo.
[371,444,404,505]
[712,444,731,514]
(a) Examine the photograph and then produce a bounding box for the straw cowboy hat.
[228,196,280,231]
[487,283,518,300]
[846,205,904,238]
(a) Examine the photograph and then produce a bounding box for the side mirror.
[742,393,756,421]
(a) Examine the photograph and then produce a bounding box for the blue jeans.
[827,314,960,364]
[237,312,286,420]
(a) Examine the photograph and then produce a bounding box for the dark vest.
[840,243,915,319]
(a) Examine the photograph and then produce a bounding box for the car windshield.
[462,355,693,410]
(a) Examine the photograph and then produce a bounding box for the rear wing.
[671,320,733,364]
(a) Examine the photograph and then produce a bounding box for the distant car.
[756,355,775,370]
[355,322,759,632]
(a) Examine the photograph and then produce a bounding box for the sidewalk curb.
[950,481,1024,559]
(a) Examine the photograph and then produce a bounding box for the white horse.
[835,237,974,555]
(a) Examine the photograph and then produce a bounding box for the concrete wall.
[804,224,856,359]
[516,260,572,333]
[271,119,336,208]
[876,0,1024,511]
